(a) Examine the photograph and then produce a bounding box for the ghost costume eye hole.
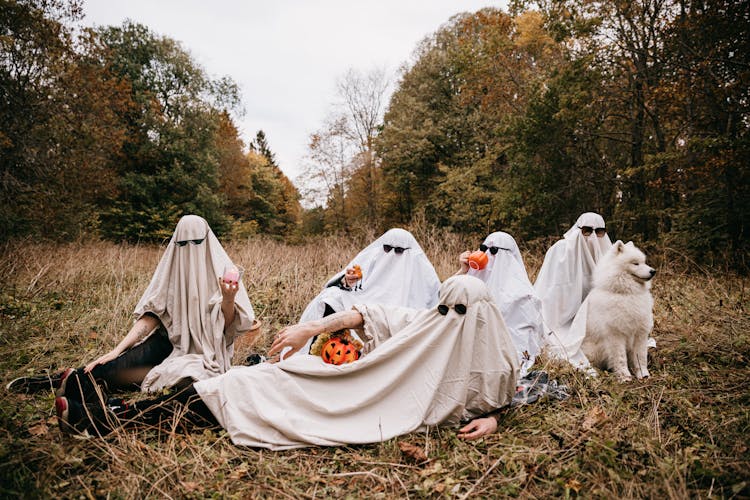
[437,304,467,315]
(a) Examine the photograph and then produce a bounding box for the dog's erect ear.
[613,240,625,253]
[625,241,635,248]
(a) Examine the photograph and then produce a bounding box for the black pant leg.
[90,328,173,392]
[118,384,219,431]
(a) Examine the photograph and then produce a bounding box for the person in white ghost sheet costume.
[55,275,520,447]
[455,231,544,378]
[533,212,612,368]
[9,215,256,405]
[295,228,440,356]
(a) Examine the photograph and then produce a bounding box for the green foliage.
[427,161,498,234]
[299,206,326,236]
[0,0,126,240]
[649,137,750,266]
[250,130,278,168]
[242,151,300,236]
[0,4,277,243]
[377,18,485,221]
[374,2,748,266]
[88,21,240,241]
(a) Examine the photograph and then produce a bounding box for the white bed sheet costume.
[135,215,255,392]
[534,212,612,368]
[467,231,544,378]
[194,275,519,450]
[297,228,440,354]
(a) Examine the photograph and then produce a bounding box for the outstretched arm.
[84,314,161,373]
[268,310,364,358]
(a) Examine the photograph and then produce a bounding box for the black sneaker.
[55,396,112,436]
[6,368,72,394]
[106,397,130,413]
[56,369,104,405]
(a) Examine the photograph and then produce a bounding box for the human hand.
[344,267,360,288]
[269,323,317,359]
[457,251,471,275]
[84,349,121,373]
[457,416,497,440]
[218,276,239,304]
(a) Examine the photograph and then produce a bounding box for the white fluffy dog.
[581,241,656,381]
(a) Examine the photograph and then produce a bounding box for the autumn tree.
[297,68,389,232]
[0,0,130,239]
[215,112,255,222]
[298,115,354,230]
[377,19,477,222]
[92,21,240,241]
[377,8,604,237]
[335,68,389,224]
[244,149,300,235]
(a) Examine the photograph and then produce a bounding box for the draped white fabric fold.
[534,213,611,367]
[468,231,544,377]
[195,275,518,450]
[134,215,255,392]
[297,228,440,353]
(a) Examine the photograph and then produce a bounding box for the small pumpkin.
[468,250,489,270]
[321,337,361,365]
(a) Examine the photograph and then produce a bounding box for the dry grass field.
[0,225,748,498]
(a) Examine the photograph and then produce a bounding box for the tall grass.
[0,227,748,498]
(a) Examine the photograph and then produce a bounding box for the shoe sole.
[5,377,28,392]
[7,369,71,394]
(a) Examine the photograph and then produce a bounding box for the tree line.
[303,1,748,267]
[2,0,748,267]
[1,0,300,242]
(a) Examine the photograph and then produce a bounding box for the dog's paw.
[615,373,633,382]
[636,370,650,379]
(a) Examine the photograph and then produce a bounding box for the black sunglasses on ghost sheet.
[479,244,501,255]
[437,303,467,315]
[383,245,409,254]
[578,226,607,238]
[175,232,208,246]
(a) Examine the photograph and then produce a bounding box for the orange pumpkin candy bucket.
[321,336,361,365]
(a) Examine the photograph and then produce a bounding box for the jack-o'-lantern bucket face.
[321,337,360,365]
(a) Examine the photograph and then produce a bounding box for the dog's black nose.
[649,269,656,277]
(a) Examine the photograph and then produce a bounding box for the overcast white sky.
[82,1,507,182]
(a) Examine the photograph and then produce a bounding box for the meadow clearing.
[0,226,748,498]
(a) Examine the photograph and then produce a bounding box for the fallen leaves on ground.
[398,441,428,463]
